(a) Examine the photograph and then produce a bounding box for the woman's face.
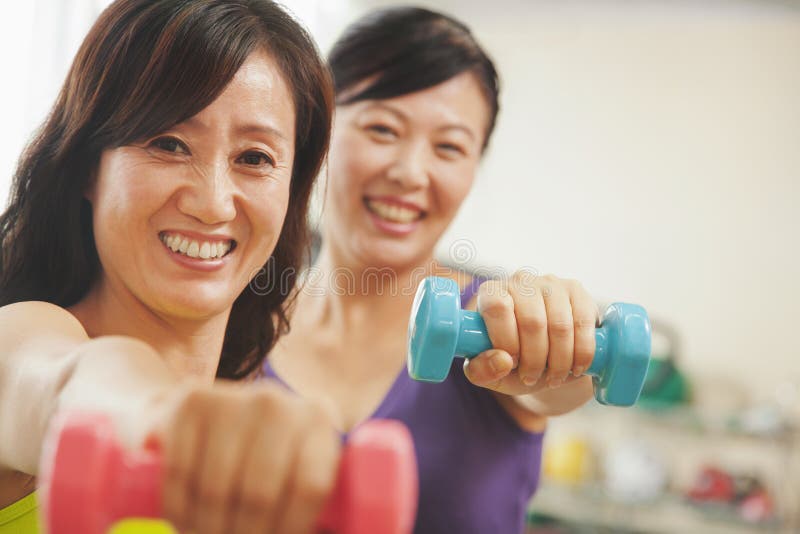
[326,71,490,270]
[89,50,296,320]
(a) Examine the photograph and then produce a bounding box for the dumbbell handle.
[456,310,609,376]
[41,412,417,534]
[77,448,357,529]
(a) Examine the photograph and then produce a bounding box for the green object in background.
[637,357,690,410]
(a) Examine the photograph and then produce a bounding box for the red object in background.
[39,411,418,534]
[687,466,735,503]
[687,465,776,524]
[739,487,774,523]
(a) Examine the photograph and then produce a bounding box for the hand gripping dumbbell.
[38,411,418,534]
[407,276,651,406]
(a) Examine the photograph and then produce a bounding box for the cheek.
[331,132,386,194]
[94,177,159,232]
[433,165,476,216]
[246,180,292,238]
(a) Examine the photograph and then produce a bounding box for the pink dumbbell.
[38,411,418,534]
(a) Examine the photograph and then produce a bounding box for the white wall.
[341,0,800,398]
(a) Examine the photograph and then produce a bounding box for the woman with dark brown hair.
[0,1,337,532]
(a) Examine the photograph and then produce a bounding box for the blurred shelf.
[528,483,788,534]
[577,402,798,445]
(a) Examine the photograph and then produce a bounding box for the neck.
[69,280,229,382]
[301,243,453,333]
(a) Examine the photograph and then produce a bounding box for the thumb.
[463,349,514,388]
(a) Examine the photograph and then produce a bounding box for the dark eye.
[437,143,465,157]
[367,124,397,139]
[237,151,275,167]
[150,136,189,154]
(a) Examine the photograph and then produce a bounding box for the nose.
[176,161,237,225]
[386,140,430,189]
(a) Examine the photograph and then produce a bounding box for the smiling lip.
[159,229,236,272]
[163,245,230,272]
[160,229,235,243]
[363,197,425,236]
[365,195,426,213]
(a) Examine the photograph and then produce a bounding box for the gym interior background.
[1,0,797,532]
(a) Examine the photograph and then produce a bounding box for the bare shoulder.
[0,301,89,348]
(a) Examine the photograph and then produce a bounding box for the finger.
[463,349,515,387]
[567,280,599,376]
[161,390,208,532]
[476,280,520,366]
[508,273,548,386]
[539,276,574,387]
[474,370,586,397]
[191,393,255,534]
[274,406,341,534]
[229,397,298,534]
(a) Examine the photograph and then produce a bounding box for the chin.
[357,241,426,271]
[152,287,237,320]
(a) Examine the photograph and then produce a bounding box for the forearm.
[1,336,176,475]
[514,375,594,417]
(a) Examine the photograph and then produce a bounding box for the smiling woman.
[0,1,341,533]
[264,7,599,534]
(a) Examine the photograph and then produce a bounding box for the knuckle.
[195,482,227,508]
[239,484,279,513]
[307,401,335,427]
[479,293,513,318]
[518,359,545,376]
[165,458,192,483]
[177,388,206,415]
[548,359,572,374]
[574,314,597,329]
[479,279,509,298]
[574,347,594,366]
[548,319,574,338]
[249,386,294,419]
[565,278,582,291]
[295,472,334,505]
[510,270,535,287]
[516,312,547,335]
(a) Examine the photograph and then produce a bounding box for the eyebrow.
[363,102,477,141]
[182,116,289,143]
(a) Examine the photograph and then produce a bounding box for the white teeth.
[160,233,232,260]
[198,242,210,259]
[186,241,200,258]
[367,200,421,223]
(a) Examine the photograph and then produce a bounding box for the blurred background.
[1,0,798,532]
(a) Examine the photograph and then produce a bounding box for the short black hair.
[328,6,500,151]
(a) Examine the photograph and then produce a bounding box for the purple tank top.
[263,277,543,533]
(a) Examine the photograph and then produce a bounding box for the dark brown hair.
[0,0,333,379]
[328,6,499,151]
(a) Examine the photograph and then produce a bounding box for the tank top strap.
[459,274,487,308]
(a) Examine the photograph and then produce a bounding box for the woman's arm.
[497,375,594,431]
[461,274,597,429]
[0,302,344,533]
[0,301,175,475]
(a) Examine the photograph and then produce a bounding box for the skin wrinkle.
[70,50,296,381]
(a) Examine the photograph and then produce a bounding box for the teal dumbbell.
[407,277,651,406]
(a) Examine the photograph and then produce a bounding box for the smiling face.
[325,71,490,271]
[88,50,296,321]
